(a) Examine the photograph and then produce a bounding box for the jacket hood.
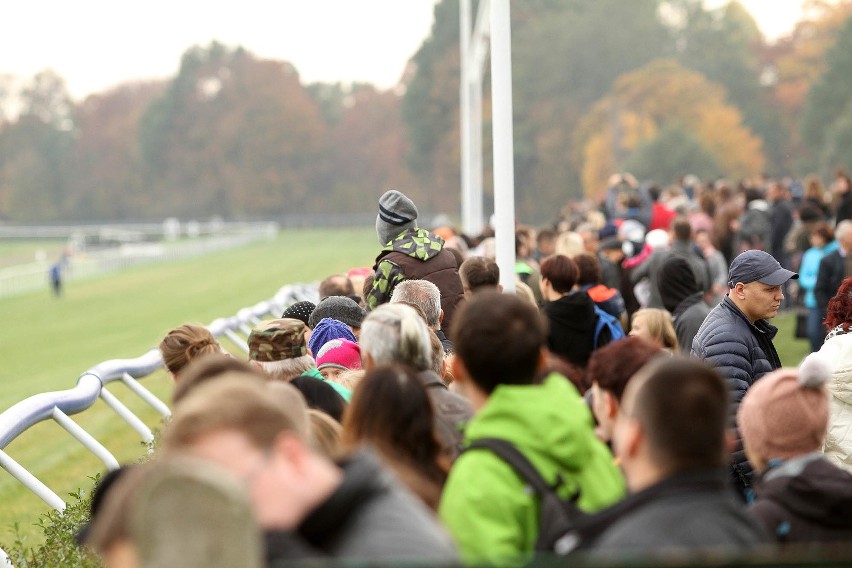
[756,455,852,528]
[543,291,596,333]
[377,227,445,262]
[464,374,597,475]
[659,255,700,312]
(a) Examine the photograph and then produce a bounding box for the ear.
[733,282,747,300]
[497,284,504,293]
[603,389,619,420]
[619,418,644,461]
[450,355,469,386]
[535,347,549,375]
[439,309,445,325]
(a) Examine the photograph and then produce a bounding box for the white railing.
[0,282,316,512]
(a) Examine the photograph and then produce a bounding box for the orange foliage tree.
[576,59,765,197]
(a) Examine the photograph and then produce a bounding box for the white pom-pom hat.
[738,354,831,461]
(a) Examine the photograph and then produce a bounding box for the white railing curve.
[0,282,317,514]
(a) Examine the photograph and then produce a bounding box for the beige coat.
[813,333,852,471]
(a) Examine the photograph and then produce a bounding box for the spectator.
[307,318,357,358]
[815,220,852,328]
[308,296,365,341]
[289,375,347,423]
[390,279,453,353]
[318,274,355,301]
[695,228,728,305]
[577,357,769,553]
[629,308,678,353]
[629,228,670,309]
[342,364,450,510]
[161,377,458,563]
[647,184,677,231]
[459,256,501,297]
[282,301,316,326]
[692,250,798,497]
[540,254,609,368]
[439,291,624,564]
[598,237,640,316]
[247,318,351,402]
[359,303,473,461]
[366,190,464,334]
[767,181,795,271]
[739,357,852,543]
[831,169,852,223]
[535,227,558,261]
[575,253,626,324]
[306,409,342,459]
[810,277,852,470]
[659,255,712,353]
[799,222,838,351]
[315,338,361,383]
[587,337,664,444]
[738,187,771,252]
[171,354,265,405]
[159,324,225,381]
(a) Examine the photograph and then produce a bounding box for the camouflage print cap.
[247,318,307,362]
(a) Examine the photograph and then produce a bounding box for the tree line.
[1,0,851,224]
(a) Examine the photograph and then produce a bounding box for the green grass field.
[0,227,378,544]
[0,228,813,545]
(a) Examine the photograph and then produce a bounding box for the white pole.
[490,0,516,293]
[460,0,475,235]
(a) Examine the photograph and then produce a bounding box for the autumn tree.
[801,13,852,176]
[576,59,764,196]
[0,70,75,221]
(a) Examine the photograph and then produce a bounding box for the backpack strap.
[464,438,558,496]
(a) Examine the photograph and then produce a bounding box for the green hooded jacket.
[438,373,625,565]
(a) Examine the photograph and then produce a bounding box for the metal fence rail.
[0,282,316,513]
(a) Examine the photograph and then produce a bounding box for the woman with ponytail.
[158,324,225,381]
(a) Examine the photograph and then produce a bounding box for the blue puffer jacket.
[691,296,782,493]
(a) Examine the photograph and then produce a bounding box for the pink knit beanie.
[315,339,362,371]
[738,355,830,462]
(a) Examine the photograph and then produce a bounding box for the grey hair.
[390,279,441,329]
[360,303,432,371]
[257,355,315,382]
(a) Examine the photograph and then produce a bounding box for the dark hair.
[540,254,578,294]
[587,337,662,402]
[627,357,728,470]
[342,365,447,487]
[172,353,265,404]
[810,221,834,244]
[446,247,465,269]
[574,254,602,287]
[319,274,355,300]
[825,277,852,330]
[672,217,692,242]
[452,291,547,393]
[459,256,500,292]
[289,375,346,423]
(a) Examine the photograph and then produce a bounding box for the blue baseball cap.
[728,250,798,288]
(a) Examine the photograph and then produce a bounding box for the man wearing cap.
[691,249,798,498]
[366,189,464,333]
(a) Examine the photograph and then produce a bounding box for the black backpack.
[463,438,587,555]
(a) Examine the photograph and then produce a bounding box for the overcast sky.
[1,0,810,102]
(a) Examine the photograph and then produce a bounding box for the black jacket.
[751,454,852,545]
[815,249,845,314]
[542,291,597,367]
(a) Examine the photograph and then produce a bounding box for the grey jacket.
[296,450,458,563]
[418,370,473,461]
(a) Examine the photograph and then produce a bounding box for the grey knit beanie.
[376,189,418,245]
[308,296,366,330]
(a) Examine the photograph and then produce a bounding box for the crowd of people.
[77,175,852,567]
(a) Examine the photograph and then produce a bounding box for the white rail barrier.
[0,282,317,513]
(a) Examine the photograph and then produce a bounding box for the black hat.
[728,250,798,288]
[282,300,316,326]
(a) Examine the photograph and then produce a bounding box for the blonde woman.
[629,308,678,353]
[159,324,225,381]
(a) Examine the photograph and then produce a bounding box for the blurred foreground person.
[439,291,624,565]
[577,357,769,554]
[162,377,457,563]
[739,356,852,544]
[84,456,265,568]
